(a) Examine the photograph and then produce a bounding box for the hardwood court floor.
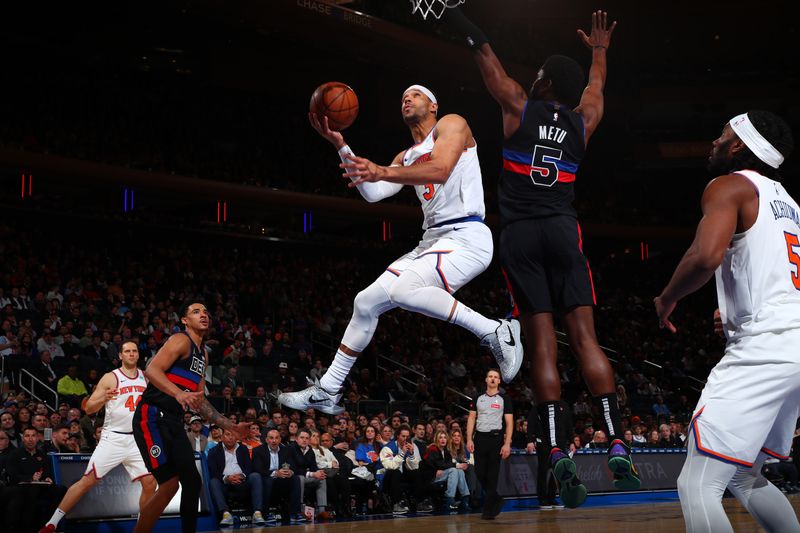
[224,494,800,532]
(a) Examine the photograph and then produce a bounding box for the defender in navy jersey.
[132,302,249,533]
[443,9,638,505]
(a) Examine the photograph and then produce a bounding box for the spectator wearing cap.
[56,365,88,408]
[187,415,208,452]
[580,422,594,447]
[275,362,293,392]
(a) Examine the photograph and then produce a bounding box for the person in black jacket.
[422,430,470,512]
[320,432,354,518]
[3,427,67,531]
[252,428,305,524]
[290,428,328,517]
[207,429,266,527]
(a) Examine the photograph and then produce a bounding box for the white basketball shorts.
[385,219,493,293]
[85,430,151,480]
[690,328,800,467]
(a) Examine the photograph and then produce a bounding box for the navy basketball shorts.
[499,215,596,315]
[133,402,195,484]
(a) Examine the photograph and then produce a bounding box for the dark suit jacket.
[252,443,297,475]
[290,442,318,476]
[207,443,254,482]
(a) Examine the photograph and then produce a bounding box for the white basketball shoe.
[482,318,524,383]
[278,378,345,415]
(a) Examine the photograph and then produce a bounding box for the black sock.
[593,392,622,442]
[536,401,569,451]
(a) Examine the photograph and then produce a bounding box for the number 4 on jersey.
[124,395,143,412]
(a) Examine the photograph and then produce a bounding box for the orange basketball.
[309,81,359,131]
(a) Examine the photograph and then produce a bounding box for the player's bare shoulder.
[433,114,473,144]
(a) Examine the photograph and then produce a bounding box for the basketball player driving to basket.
[278,84,524,416]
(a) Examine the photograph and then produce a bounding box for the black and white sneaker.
[482,319,524,383]
[278,378,345,415]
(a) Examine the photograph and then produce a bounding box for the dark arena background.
[1,1,798,531]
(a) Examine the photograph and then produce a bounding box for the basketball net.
[409,0,465,20]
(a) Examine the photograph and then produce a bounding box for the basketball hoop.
[409,0,465,20]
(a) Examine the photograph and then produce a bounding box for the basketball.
[309,81,359,131]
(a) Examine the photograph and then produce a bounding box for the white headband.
[403,84,437,105]
[729,113,784,169]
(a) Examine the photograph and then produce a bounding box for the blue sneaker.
[290,514,307,524]
[608,439,641,490]
[550,448,587,508]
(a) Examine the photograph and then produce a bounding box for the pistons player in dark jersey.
[442,9,639,507]
[132,302,249,533]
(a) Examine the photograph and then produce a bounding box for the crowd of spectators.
[3,212,799,524]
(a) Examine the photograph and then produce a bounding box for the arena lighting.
[641,241,649,261]
[123,188,135,212]
[20,173,32,198]
[303,211,313,233]
[382,220,392,241]
[217,200,228,224]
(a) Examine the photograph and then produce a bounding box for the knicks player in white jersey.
[279,84,524,415]
[40,341,156,533]
[655,110,798,532]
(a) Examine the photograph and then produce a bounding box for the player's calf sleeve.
[593,392,622,441]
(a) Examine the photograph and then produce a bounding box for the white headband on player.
[403,84,437,104]
[729,113,784,169]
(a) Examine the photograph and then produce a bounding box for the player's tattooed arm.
[196,397,233,431]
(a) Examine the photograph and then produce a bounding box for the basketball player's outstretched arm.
[575,11,617,143]
[655,174,753,332]
[442,8,526,139]
[83,371,119,414]
[342,114,470,186]
[309,112,402,202]
[196,397,249,437]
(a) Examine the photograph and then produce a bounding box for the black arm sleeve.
[442,8,489,51]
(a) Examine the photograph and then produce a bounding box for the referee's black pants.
[474,430,503,512]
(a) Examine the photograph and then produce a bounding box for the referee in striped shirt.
[466,368,513,520]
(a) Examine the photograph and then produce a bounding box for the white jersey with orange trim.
[715,169,800,341]
[103,368,147,433]
[403,125,486,230]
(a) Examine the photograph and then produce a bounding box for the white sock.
[319,350,358,393]
[48,508,67,527]
[450,302,499,339]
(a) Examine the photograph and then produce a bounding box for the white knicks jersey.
[103,368,147,433]
[715,170,800,341]
[402,125,486,230]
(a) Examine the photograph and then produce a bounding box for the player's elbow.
[694,249,724,272]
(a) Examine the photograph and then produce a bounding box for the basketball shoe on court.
[550,447,587,508]
[608,439,641,490]
[481,318,524,383]
[278,377,345,415]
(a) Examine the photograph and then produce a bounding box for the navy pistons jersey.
[499,100,586,224]
[141,331,206,416]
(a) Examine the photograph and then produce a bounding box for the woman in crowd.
[422,430,469,512]
[448,428,479,507]
[647,429,661,448]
